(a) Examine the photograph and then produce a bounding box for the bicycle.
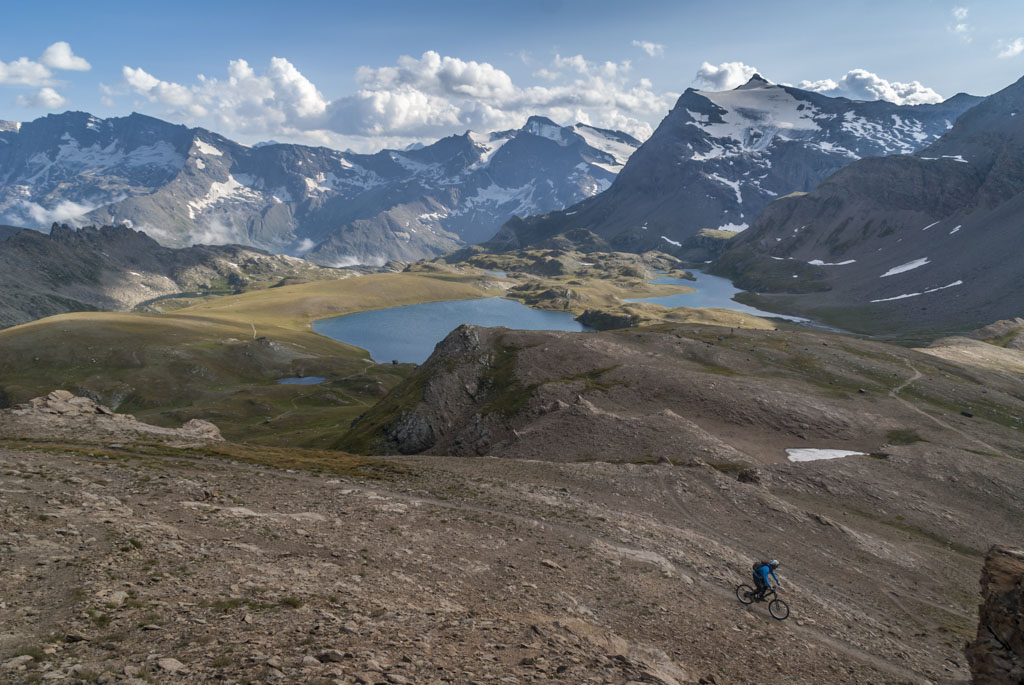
[735,583,790,620]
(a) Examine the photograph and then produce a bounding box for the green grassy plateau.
[0,273,488,446]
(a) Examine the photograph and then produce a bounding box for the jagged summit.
[734,73,773,89]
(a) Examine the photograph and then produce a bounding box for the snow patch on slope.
[787,448,864,462]
[187,175,260,219]
[880,257,930,278]
[693,84,822,146]
[708,173,742,203]
[573,124,637,167]
[193,139,223,157]
[870,280,963,303]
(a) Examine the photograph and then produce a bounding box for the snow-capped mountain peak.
[486,81,981,254]
[0,112,642,265]
[524,115,568,145]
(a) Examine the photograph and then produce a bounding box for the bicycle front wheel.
[769,598,790,620]
[736,584,754,605]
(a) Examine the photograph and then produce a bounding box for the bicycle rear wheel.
[736,584,754,605]
[769,598,790,620]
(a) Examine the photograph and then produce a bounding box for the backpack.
[753,560,771,573]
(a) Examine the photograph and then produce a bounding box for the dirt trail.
[890,358,1007,457]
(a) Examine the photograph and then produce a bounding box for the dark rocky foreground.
[967,546,1024,684]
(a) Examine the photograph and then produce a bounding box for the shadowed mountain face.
[711,75,1024,336]
[0,113,639,266]
[485,76,980,254]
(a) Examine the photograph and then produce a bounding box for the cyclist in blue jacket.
[752,559,781,600]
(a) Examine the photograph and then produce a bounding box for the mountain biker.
[752,559,781,600]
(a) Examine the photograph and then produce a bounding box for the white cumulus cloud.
[999,38,1024,58]
[632,40,665,58]
[16,87,67,108]
[0,57,54,87]
[123,57,329,130]
[798,69,943,105]
[122,50,677,150]
[1,42,90,108]
[693,61,758,91]
[39,41,91,71]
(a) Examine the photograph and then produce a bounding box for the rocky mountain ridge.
[0,112,638,265]
[342,321,1024,463]
[0,223,348,329]
[486,75,981,255]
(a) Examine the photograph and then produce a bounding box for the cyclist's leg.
[752,573,766,599]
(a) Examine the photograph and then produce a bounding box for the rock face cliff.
[967,545,1024,684]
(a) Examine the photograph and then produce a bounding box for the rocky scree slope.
[0,223,347,329]
[0,112,638,265]
[341,322,1024,463]
[486,75,979,257]
[2,398,1023,682]
[712,74,1024,336]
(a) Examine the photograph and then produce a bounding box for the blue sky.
[3,0,1023,150]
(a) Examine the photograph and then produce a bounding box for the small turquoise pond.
[313,297,591,364]
[277,376,327,385]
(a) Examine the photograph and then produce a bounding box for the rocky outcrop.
[338,322,992,464]
[969,318,1024,349]
[0,390,223,446]
[575,308,639,331]
[967,545,1024,684]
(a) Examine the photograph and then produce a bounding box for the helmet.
[769,559,780,568]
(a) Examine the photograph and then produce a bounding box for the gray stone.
[3,655,33,669]
[317,649,345,663]
[156,657,184,673]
